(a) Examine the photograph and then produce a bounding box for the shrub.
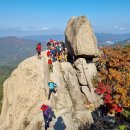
[118,125,129,130]
[95,46,130,114]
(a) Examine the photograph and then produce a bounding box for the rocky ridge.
[0,16,102,130]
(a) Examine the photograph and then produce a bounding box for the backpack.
[44,107,52,119]
[48,82,57,89]
[51,50,55,56]
[47,51,51,57]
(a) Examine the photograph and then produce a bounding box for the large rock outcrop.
[0,16,101,130]
[65,16,98,57]
[0,51,101,130]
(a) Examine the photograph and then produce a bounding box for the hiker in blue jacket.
[48,80,57,100]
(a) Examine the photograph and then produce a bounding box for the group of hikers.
[36,39,69,73]
[47,39,68,73]
[46,39,68,62]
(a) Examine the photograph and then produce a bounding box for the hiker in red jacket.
[36,43,42,59]
[48,57,53,73]
[47,50,51,57]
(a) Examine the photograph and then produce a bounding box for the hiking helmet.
[40,104,48,111]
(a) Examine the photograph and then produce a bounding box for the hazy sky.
[0,0,130,36]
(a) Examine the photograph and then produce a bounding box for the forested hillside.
[0,65,16,113]
[0,36,39,65]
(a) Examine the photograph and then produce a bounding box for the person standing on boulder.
[36,43,42,59]
[48,80,57,100]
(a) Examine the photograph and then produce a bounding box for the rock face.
[74,58,97,86]
[0,16,101,130]
[65,16,98,57]
[74,58,98,103]
[0,52,97,130]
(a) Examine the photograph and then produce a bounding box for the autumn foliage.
[95,46,130,113]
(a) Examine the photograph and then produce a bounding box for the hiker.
[51,48,56,62]
[50,39,54,47]
[64,48,68,62]
[50,39,54,43]
[61,51,65,62]
[47,50,51,58]
[48,58,53,73]
[47,42,51,50]
[36,43,42,59]
[48,80,57,100]
[40,104,56,130]
[58,53,62,62]
[55,52,59,61]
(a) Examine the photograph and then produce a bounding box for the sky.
[0,0,130,36]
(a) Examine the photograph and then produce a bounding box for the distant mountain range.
[96,33,130,45]
[23,34,65,42]
[0,33,130,65]
[0,36,39,65]
[114,38,130,47]
[23,33,130,45]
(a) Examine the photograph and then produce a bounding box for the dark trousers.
[44,117,50,130]
[37,51,41,56]
[48,89,56,100]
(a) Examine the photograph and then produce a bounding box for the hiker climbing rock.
[48,80,57,100]
[36,43,42,59]
[48,57,53,73]
[40,104,56,130]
